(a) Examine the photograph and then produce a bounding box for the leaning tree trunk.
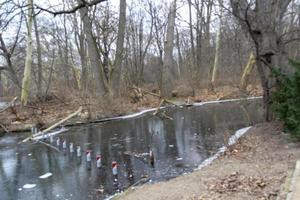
[240,53,255,91]
[162,0,177,98]
[21,0,34,105]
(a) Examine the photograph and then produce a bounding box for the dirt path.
[119,123,300,200]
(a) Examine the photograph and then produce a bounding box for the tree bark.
[162,0,177,98]
[21,0,34,105]
[240,53,255,91]
[0,34,20,89]
[111,0,127,95]
[78,0,108,96]
[33,11,43,98]
[187,0,195,67]
[230,0,292,121]
[211,11,222,90]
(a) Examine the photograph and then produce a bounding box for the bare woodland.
[0,0,300,119]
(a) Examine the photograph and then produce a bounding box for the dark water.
[0,99,264,200]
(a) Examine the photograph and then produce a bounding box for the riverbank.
[0,85,262,133]
[118,123,300,200]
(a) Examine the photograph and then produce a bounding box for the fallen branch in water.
[0,96,18,113]
[21,106,82,143]
[153,99,165,115]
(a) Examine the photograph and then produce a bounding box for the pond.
[0,98,264,200]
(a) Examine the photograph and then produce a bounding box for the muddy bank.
[0,85,262,134]
[117,123,300,200]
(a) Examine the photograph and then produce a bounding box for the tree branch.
[35,0,107,16]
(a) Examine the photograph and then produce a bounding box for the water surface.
[0,99,264,200]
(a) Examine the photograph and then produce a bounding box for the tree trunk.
[21,0,34,105]
[187,0,195,67]
[111,0,127,95]
[33,12,43,98]
[78,0,108,96]
[0,34,20,89]
[162,0,177,98]
[240,53,255,91]
[211,8,222,90]
[230,0,292,121]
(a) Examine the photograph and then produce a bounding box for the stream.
[0,98,264,200]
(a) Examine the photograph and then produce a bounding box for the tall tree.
[78,0,108,96]
[21,0,34,105]
[230,0,292,120]
[111,0,127,95]
[33,11,43,98]
[211,2,223,90]
[162,0,177,98]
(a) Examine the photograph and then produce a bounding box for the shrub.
[272,59,300,137]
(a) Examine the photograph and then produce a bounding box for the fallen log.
[130,86,178,106]
[21,106,82,143]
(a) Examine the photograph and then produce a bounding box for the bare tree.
[162,0,177,97]
[21,0,34,105]
[33,10,43,98]
[78,0,108,96]
[230,0,292,120]
[110,0,127,95]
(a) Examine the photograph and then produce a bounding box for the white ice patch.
[32,127,68,141]
[197,126,251,170]
[22,184,36,189]
[107,108,158,121]
[193,96,262,107]
[39,172,53,179]
[228,127,251,146]
[101,96,262,122]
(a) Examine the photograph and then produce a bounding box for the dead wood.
[21,106,82,143]
[130,86,178,106]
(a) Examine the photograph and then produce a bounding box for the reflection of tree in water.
[148,116,166,160]
[0,99,264,200]
[0,147,19,200]
[31,147,55,200]
[173,108,206,164]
